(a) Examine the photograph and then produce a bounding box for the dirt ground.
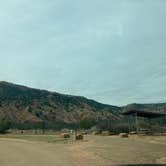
[0,135,166,166]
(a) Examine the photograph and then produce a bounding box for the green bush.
[0,121,11,133]
[80,119,96,129]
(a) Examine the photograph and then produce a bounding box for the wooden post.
[128,116,131,133]
[75,128,77,141]
[42,122,45,134]
[135,113,139,134]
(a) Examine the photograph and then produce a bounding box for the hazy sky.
[0,0,166,106]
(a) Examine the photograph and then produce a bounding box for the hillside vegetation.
[0,81,121,129]
[0,81,166,131]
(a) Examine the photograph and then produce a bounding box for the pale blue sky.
[0,0,166,106]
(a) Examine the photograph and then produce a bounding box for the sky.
[0,0,166,106]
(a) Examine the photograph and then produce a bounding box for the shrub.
[80,119,96,129]
[0,121,11,133]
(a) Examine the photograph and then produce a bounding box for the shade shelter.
[122,109,166,134]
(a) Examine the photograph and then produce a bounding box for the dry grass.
[0,134,71,144]
[101,131,111,136]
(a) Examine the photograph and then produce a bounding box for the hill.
[0,81,166,130]
[0,81,121,129]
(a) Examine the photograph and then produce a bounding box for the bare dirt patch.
[0,134,166,166]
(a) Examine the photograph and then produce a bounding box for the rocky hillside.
[0,81,121,128]
[0,81,166,129]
